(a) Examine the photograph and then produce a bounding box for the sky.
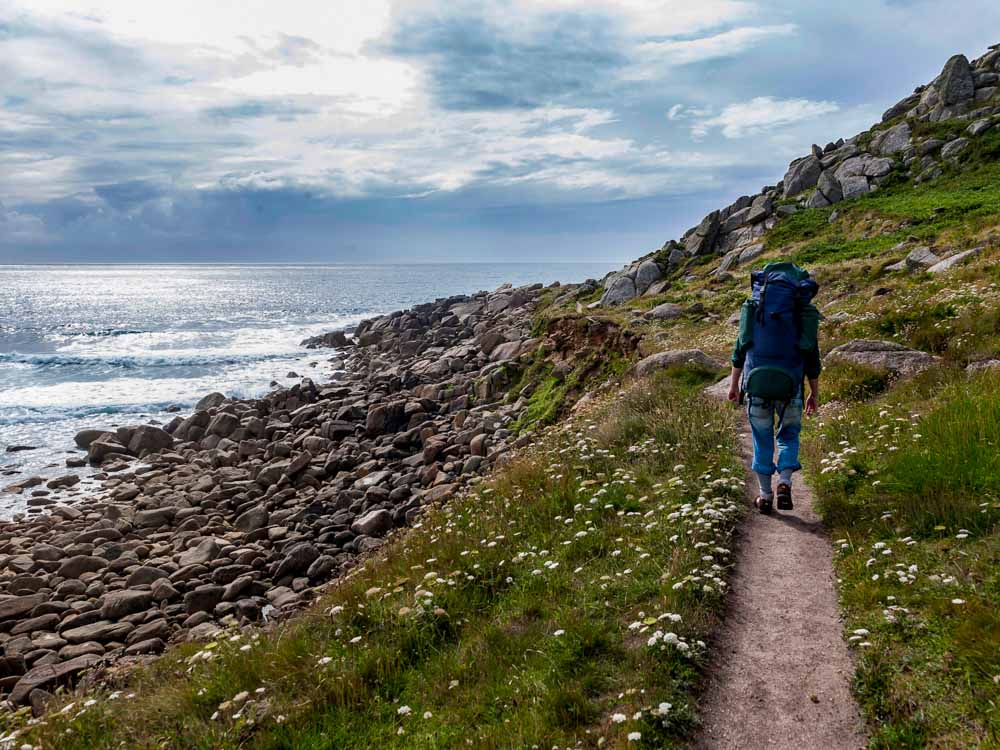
[1,1,998,263]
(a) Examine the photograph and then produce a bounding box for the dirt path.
[693,428,867,749]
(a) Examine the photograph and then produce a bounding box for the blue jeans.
[747,396,803,476]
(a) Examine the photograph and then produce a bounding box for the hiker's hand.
[727,383,740,403]
[805,394,819,415]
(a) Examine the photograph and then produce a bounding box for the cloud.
[691,96,840,139]
[627,24,798,77]
[6,0,1000,262]
[381,11,626,110]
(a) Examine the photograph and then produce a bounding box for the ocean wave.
[0,401,187,426]
[70,327,150,338]
[0,351,293,369]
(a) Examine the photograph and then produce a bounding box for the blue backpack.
[738,262,819,401]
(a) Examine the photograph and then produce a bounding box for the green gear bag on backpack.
[738,262,819,402]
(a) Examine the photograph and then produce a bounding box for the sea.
[0,263,613,514]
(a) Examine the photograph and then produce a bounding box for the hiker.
[727,262,821,514]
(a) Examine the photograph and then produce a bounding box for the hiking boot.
[776,483,793,510]
[754,495,773,515]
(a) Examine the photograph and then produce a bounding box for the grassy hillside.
[11,368,742,749]
[804,367,1000,749]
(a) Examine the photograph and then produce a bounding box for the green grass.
[803,369,1000,748]
[820,360,894,404]
[764,146,1000,267]
[15,372,743,750]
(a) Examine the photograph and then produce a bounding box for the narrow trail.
[693,427,868,749]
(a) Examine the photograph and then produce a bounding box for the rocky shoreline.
[0,280,591,712]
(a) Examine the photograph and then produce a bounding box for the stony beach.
[0,280,595,710]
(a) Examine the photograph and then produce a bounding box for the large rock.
[816,170,843,204]
[885,246,941,272]
[184,585,225,615]
[684,211,721,256]
[351,509,394,538]
[57,555,107,579]
[937,54,975,105]
[207,412,240,437]
[633,260,662,294]
[62,620,134,644]
[88,438,126,463]
[871,121,911,156]
[195,392,226,410]
[273,542,320,579]
[100,590,154,620]
[645,303,684,321]
[127,425,174,455]
[234,507,269,533]
[940,137,970,161]
[927,247,981,273]
[824,340,938,377]
[783,155,822,197]
[73,429,107,450]
[840,175,870,200]
[634,350,726,378]
[179,538,221,567]
[134,506,177,528]
[0,594,47,621]
[10,654,100,705]
[599,274,637,306]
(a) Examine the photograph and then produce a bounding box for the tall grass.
[803,369,1000,747]
[13,372,742,750]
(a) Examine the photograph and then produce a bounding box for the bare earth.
[693,429,868,749]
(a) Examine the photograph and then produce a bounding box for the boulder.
[73,429,107,450]
[940,137,970,161]
[966,359,1000,373]
[634,350,726,378]
[684,211,721,256]
[927,247,981,273]
[125,566,168,587]
[234,507,269,533]
[840,175,870,200]
[179,538,221,567]
[633,260,662,294]
[134,506,177,528]
[100,589,154,620]
[207,412,240,437]
[150,578,179,602]
[124,638,166,656]
[127,425,174,455]
[57,555,107,579]
[645,303,684,321]
[816,170,843,204]
[824,340,938,377]
[10,654,100,705]
[62,620,134,644]
[88,438,126,463]
[904,246,941,270]
[351,509,394,538]
[0,594,48,621]
[45,474,80,490]
[195,392,226,410]
[871,121,911,156]
[274,542,320,579]
[184,585,225,615]
[967,118,994,137]
[937,54,975,105]
[599,274,637,306]
[783,155,822,197]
